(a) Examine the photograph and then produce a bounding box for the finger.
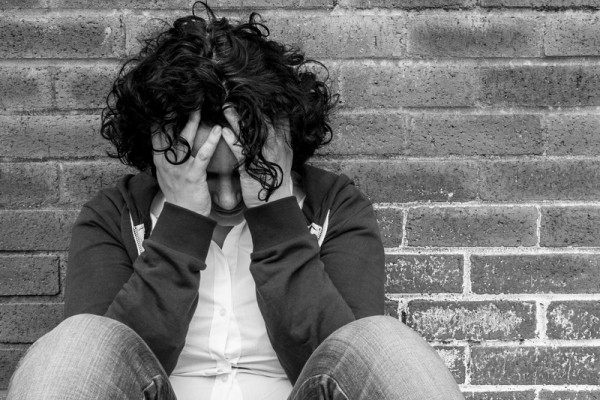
[151,123,171,149]
[221,126,244,162]
[270,117,292,146]
[179,110,202,145]
[196,125,222,164]
[264,121,290,158]
[152,127,172,166]
[222,105,241,134]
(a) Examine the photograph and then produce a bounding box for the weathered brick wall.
[1,0,600,398]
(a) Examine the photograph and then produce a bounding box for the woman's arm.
[246,184,385,383]
[65,198,215,374]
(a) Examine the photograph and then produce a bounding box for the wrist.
[246,179,293,208]
[165,196,211,216]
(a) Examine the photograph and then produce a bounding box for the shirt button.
[219,308,227,317]
[221,375,229,382]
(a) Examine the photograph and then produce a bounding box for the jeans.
[7,314,464,400]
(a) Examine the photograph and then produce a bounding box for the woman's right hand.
[152,111,222,216]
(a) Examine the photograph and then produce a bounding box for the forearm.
[66,202,216,374]
[245,197,384,381]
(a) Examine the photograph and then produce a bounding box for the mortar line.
[383,247,600,255]
[334,106,600,116]
[400,208,408,248]
[536,300,549,340]
[463,342,472,386]
[327,155,600,163]
[457,339,600,347]
[536,205,542,248]
[386,293,600,301]
[462,250,472,295]
[376,201,600,208]
[462,385,600,390]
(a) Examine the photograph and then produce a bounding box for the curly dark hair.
[100,3,337,199]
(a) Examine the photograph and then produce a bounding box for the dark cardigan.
[64,164,385,383]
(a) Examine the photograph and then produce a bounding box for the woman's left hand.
[221,106,293,208]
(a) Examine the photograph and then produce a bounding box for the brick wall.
[1,0,600,398]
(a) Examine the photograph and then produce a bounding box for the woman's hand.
[152,111,222,216]
[221,107,293,209]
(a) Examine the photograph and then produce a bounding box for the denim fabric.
[7,315,464,400]
[289,316,465,400]
[7,314,177,400]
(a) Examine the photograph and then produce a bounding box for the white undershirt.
[150,196,293,400]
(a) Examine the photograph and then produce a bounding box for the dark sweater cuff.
[244,197,309,250]
[150,202,216,261]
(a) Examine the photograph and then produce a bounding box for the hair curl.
[101,3,337,199]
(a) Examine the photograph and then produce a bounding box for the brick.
[471,254,600,294]
[408,114,543,156]
[406,301,536,341]
[0,163,59,208]
[0,255,60,296]
[407,13,542,58]
[0,210,78,251]
[339,0,473,8]
[0,0,46,7]
[481,0,600,8]
[0,66,52,111]
[54,63,121,110]
[0,115,107,159]
[0,303,62,343]
[322,112,407,156]
[547,302,600,340]
[464,392,536,400]
[374,208,403,247]
[269,15,405,58]
[540,391,600,400]
[228,0,332,6]
[385,254,463,293]
[544,114,600,156]
[478,64,600,107]
[60,161,134,206]
[341,62,476,108]
[471,346,600,385]
[332,160,479,203]
[546,13,600,56]
[407,206,537,247]
[0,347,26,389]
[0,14,124,58]
[541,207,600,247]
[50,0,191,7]
[122,12,176,54]
[434,346,465,383]
[479,160,600,201]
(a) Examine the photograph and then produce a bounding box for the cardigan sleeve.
[64,198,215,374]
[245,183,385,383]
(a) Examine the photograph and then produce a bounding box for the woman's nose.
[212,178,242,210]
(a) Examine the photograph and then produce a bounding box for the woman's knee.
[298,316,464,399]
[9,314,137,387]
[329,316,425,351]
[323,315,447,371]
[7,314,161,399]
[36,314,134,356]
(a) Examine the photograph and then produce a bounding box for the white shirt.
[150,195,293,400]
